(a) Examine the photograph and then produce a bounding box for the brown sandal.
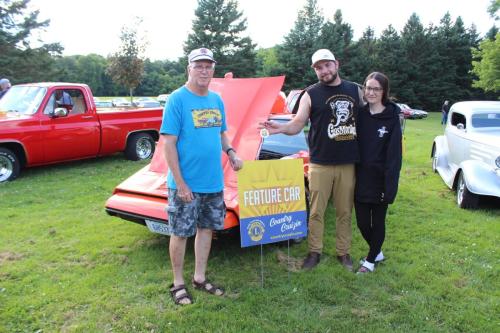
[192,279,224,296]
[169,284,193,305]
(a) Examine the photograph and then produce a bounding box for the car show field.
[1,112,498,332]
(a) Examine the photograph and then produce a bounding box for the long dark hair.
[364,72,390,104]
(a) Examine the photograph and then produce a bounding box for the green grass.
[1,113,499,332]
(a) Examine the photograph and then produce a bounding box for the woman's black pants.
[355,201,388,263]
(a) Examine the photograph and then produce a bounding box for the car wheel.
[456,172,479,209]
[0,147,20,182]
[125,133,155,161]
[431,146,438,173]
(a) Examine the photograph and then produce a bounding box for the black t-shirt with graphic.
[307,80,361,165]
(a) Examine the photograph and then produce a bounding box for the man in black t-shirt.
[260,49,363,271]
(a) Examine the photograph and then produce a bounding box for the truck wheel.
[125,133,155,161]
[457,172,479,209]
[0,148,20,182]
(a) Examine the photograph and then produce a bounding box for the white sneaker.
[359,251,385,265]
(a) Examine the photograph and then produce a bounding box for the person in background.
[260,49,364,271]
[0,78,11,99]
[55,90,74,110]
[161,47,243,305]
[355,72,402,274]
[441,100,450,125]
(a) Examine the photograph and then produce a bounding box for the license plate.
[145,220,172,236]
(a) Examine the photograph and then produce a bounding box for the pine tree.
[318,10,353,61]
[0,0,62,83]
[374,25,408,102]
[343,27,377,84]
[276,0,324,90]
[184,0,256,78]
[485,26,499,40]
[400,13,439,109]
[452,17,479,99]
[318,10,354,78]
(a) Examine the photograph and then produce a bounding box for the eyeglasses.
[191,64,215,72]
[364,86,383,93]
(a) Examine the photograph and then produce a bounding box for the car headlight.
[496,156,500,168]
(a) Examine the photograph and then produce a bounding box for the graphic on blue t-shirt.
[192,109,223,128]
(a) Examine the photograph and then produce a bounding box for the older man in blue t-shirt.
[160,48,243,306]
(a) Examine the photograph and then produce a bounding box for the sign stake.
[260,244,264,288]
[287,239,291,281]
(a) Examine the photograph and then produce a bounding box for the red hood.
[115,76,286,203]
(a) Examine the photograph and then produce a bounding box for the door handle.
[81,115,94,119]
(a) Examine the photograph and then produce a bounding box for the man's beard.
[320,72,338,85]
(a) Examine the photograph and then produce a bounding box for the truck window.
[43,89,87,115]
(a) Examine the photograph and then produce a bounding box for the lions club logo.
[247,220,265,242]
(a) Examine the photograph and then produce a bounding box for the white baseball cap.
[311,49,336,67]
[188,48,216,63]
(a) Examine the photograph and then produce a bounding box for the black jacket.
[355,102,402,204]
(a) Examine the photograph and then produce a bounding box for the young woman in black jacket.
[355,72,402,274]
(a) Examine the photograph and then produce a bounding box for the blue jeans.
[441,112,448,124]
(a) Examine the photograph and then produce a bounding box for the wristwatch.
[225,147,236,155]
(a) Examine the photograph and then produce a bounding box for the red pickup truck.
[0,83,163,182]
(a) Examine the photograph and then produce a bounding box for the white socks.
[375,251,385,262]
[362,260,375,271]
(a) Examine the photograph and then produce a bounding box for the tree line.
[1,0,498,110]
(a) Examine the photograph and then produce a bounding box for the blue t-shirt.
[160,86,227,193]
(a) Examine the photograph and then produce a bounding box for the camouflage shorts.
[166,189,225,237]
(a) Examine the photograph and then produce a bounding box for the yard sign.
[238,159,307,247]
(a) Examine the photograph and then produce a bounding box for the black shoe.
[301,252,321,270]
[337,254,353,271]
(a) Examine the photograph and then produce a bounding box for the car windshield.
[0,86,47,115]
[286,93,301,112]
[260,119,308,158]
[471,111,500,128]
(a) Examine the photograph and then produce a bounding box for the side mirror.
[49,107,69,118]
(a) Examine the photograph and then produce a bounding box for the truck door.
[40,88,100,163]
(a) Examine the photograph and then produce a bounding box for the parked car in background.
[133,97,161,108]
[112,98,132,107]
[0,83,163,182]
[397,103,417,119]
[431,101,500,208]
[157,94,169,105]
[94,98,113,108]
[105,76,310,235]
[136,100,161,108]
[412,108,428,119]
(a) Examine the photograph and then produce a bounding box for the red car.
[105,76,310,235]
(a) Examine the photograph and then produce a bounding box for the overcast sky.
[29,0,496,61]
